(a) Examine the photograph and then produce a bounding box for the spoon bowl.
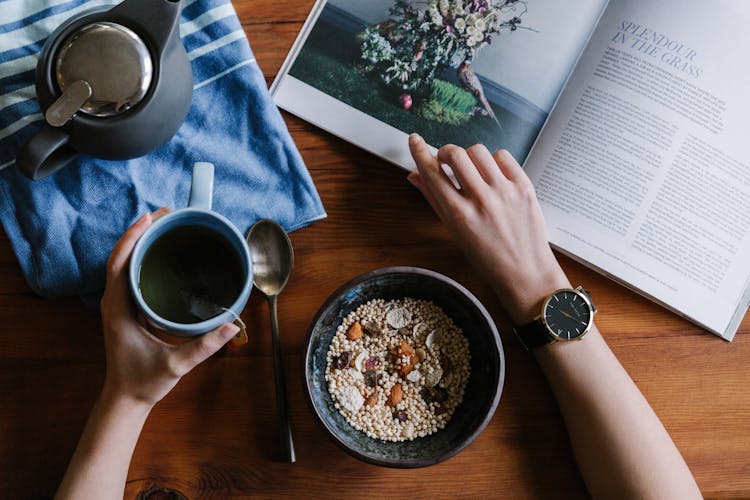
[248,219,294,296]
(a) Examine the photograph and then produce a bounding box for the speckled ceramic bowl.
[303,267,505,468]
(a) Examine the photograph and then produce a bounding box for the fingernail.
[407,171,418,185]
[409,133,422,146]
[152,207,170,220]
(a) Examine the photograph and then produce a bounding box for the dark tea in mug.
[138,225,244,324]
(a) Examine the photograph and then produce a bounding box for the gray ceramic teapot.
[16,0,193,180]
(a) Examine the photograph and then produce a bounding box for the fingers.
[102,207,172,321]
[106,212,152,280]
[466,144,505,186]
[171,323,240,375]
[105,207,170,282]
[409,134,462,206]
[493,149,527,183]
[407,171,442,217]
[152,206,171,222]
[437,144,487,195]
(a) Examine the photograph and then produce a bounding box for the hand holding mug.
[100,209,239,408]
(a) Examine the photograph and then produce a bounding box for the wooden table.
[2,1,749,498]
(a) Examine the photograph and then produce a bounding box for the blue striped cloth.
[0,0,326,297]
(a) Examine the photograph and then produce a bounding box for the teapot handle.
[16,126,77,180]
[108,0,183,54]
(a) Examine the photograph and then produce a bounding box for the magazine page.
[272,0,607,169]
[524,0,750,338]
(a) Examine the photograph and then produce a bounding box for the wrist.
[502,266,571,325]
[98,385,154,418]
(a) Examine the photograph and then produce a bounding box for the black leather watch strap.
[515,320,554,350]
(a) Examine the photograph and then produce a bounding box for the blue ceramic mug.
[128,162,252,336]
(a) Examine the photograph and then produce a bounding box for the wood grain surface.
[1,1,749,498]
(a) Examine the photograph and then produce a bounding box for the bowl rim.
[302,266,505,468]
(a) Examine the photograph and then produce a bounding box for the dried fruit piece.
[334,350,354,369]
[347,321,364,340]
[364,356,380,370]
[386,307,412,329]
[433,387,449,403]
[339,386,365,412]
[420,387,431,402]
[420,386,448,404]
[362,320,382,336]
[387,383,403,406]
[386,347,399,363]
[364,391,378,407]
[415,348,427,362]
[398,363,414,378]
[393,409,408,422]
[398,340,415,357]
[434,404,449,415]
[364,369,380,388]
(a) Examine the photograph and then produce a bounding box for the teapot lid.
[55,22,153,118]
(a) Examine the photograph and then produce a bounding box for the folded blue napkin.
[0,0,326,297]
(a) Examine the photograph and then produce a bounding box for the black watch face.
[543,289,593,341]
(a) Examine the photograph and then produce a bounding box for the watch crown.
[577,286,597,314]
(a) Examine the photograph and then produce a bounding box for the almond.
[364,391,378,407]
[387,383,403,407]
[347,321,364,340]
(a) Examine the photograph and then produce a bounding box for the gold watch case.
[537,286,597,342]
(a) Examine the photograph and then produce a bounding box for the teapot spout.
[108,0,184,54]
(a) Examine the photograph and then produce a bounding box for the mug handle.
[188,162,214,210]
[16,125,77,180]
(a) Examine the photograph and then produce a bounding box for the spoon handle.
[268,294,295,463]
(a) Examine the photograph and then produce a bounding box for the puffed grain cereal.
[325,298,471,442]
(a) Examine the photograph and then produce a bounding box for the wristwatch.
[515,287,596,350]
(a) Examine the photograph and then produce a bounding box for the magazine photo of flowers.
[278,0,606,165]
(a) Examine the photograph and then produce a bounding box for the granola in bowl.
[325,297,471,442]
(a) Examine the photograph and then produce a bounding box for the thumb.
[172,323,239,374]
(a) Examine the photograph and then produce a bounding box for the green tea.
[138,225,244,324]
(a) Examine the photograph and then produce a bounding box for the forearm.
[56,389,152,500]
[405,138,700,498]
[534,326,701,500]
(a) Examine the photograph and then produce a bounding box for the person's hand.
[407,134,570,325]
[99,209,240,409]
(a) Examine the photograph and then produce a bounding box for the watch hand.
[561,310,587,326]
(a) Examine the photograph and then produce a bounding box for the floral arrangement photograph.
[288,0,540,158]
[360,0,532,127]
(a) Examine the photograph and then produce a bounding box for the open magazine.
[272,0,750,340]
